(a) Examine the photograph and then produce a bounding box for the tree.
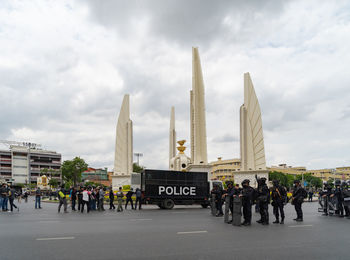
[133,163,144,173]
[61,157,88,187]
[48,178,59,189]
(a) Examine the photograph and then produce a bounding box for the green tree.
[61,157,88,187]
[133,163,144,173]
[48,178,59,189]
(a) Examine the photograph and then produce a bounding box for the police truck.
[140,169,222,209]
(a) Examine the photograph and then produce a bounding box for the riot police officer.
[332,180,344,217]
[256,177,270,225]
[211,184,223,217]
[321,183,333,216]
[271,180,287,224]
[241,179,254,226]
[292,179,306,222]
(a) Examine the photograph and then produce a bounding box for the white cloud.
[1,0,350,171]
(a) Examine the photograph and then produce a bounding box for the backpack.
[302,188,308,199]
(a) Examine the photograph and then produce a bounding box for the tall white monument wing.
[114,94,133,176]
[240,73,266,171]
[190,47,208,165]
[169,106,176,168]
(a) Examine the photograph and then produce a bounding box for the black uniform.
[241,185,254,225]
[271,184,286,223]
[292,185,306,221]
[77,189,83,211]
[334,186,344,217]
[71,189,77,211]
[109,189,115,209]
[125,190,134,209]
[256,180,270,225]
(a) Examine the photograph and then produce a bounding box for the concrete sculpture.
[169,106,176,169]
[240,72,266,171]
[190,47,208,165]
[112,94,133,188]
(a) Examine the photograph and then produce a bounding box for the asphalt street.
[0,198,349,260]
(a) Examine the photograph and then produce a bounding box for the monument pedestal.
[112,175,131,189]
[186,164,213,181]
[233,170,269,188]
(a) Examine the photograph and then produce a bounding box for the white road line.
[177,231,208,235]
[288,225,313,228]
[130,218,152,221]
[36,237,75,241]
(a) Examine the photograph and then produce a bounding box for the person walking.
[125,188,134,210]
[116,187,124,212]
[35,187,42,209]
[308,190,314,202]
[58,186,68,213]
[292,180,306,222]
[98,187,105,211]
[81,187,90,213]
[109,187,115,210]
[8,185,19,212]
[135,188,142,210]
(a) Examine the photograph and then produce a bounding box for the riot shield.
[224,196,231,223]
[211,194,216,216]
[232,196,242,226]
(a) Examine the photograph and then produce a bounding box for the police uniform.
[241,179,254,226]
[271,180,287,224]
[292,180,305,221]
[256,178,270,225]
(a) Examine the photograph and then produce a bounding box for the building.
[268,164,307,175]
[0,145,61,185]
[210,157,241,180]
[82,167,111,186]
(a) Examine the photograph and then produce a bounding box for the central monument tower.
[190,47,208,165]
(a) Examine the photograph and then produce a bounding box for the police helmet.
[260,177,267,184]
[241,179,250,185]
[335,180,341,186]
[294,179,300,184]
[272,179,279,186]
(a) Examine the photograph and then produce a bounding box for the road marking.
[288,225,313,228]
[130,218,152,221]
[177,231,208,235]
[36,237,75,241]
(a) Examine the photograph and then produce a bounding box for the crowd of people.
[211,178,350,226]
[54,185,144,214]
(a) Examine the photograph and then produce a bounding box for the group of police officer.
[211,178,308,226]
[319,180,350,218]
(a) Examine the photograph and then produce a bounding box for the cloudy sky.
[1,0,350,171]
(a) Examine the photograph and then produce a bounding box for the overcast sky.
[1,0,350,171]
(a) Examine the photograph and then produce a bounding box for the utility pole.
[134,153,143,166]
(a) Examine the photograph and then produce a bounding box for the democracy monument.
[112,47,268,188]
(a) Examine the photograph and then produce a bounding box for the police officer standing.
[292,180,306,221]
[241,179,254,226]
[332,180,344,217]
[271,180,287,224]
[256,177,270,225]
[321,183,333,216]
[212,185,223,217]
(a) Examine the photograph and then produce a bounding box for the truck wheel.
[201,204,209,208]
[163,199,175,210]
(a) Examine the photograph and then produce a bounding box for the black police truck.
[140,169,222,209]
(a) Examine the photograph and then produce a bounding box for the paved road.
[0,198,349,260]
